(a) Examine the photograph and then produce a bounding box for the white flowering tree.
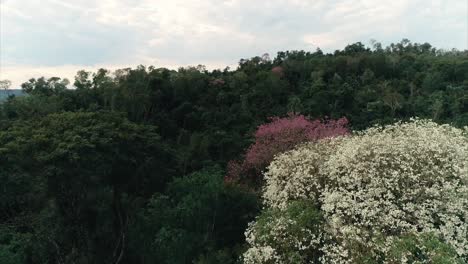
[243,119,468,263]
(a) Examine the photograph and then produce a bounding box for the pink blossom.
[210,78,225,86]
[271,66,284,77]
[226,114,349,187]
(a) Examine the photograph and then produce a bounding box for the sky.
[1,0,467,88]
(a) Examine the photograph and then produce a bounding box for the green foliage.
[0,227,30,264]
[129,167,259,264]
[382,233,463,264]
[0,111,178,263]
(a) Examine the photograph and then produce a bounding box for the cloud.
[1,0,467,87]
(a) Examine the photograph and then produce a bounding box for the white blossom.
[321,119,468,261]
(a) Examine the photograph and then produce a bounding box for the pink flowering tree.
[226,114,349,187]
[271,66,284,77]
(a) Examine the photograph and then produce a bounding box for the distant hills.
[0,89,24,101]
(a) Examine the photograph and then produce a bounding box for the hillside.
[0,40,467,263]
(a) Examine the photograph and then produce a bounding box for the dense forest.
[0,40,467,264]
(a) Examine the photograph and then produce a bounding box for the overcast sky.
[1,0,467,88]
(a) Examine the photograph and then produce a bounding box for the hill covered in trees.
[0,40,467,263]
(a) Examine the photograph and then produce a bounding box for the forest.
[0,40,467,264]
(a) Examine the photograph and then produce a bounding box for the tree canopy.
[0,39,467,263]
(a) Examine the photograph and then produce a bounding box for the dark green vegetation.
[0,40,467,263]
